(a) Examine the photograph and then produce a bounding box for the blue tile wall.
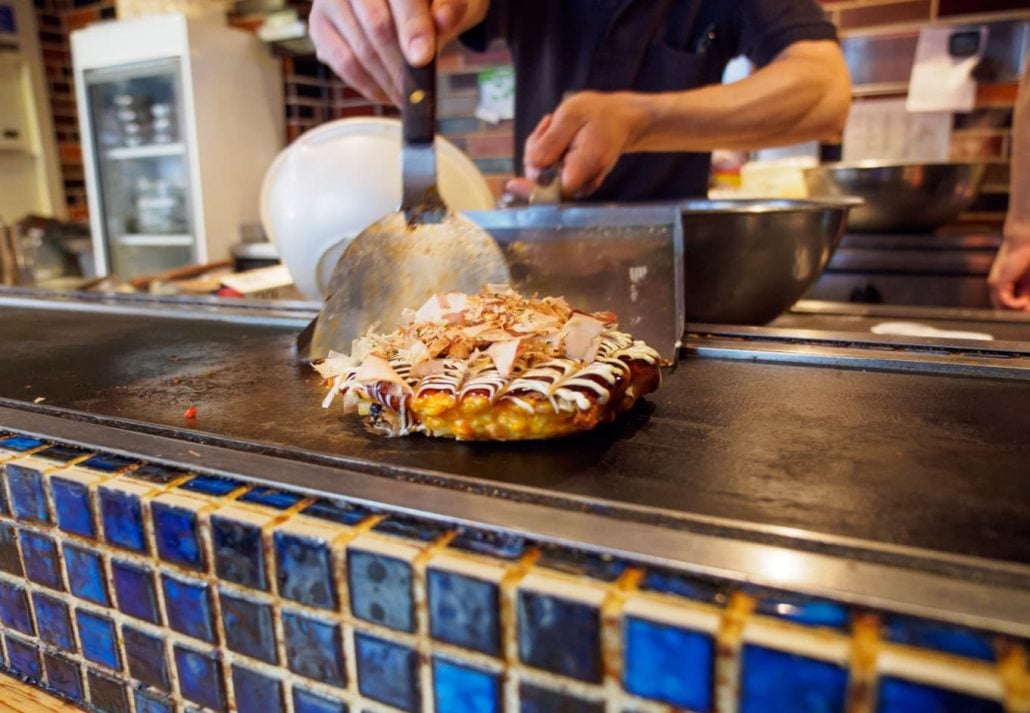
[0,521,23,575]
[624,615,714,710]
[162,573,216,643]
[6,464,50,523]
[282,608,346,687]
[19,530,64,591]
[449,529,526,560]
[220,589,278,665]
[293,687,350,713]
[740,645,848,713]
[211,512,267,590]
[537,546,626,582]
[0,435,45,452]
[232,664,285,713]
[427,567,501,655]
[43,651,84,702]
[640,568,728,605]
[33,445,89,463]
[49,475,96,538]
[348,548,414,632]
[123,624,171,692]
[32,592,73,650]
[0,579,34,635]
[88,669,130,713]
[883,615,996,662]
[135,690,176,713]
[754,591,850,631]
[239,487,303,510]
[432,657,501,713]
[152,500,206,570]
[274,530,337,610]
[174,644,226,712]
[518,682,604,713]
[518,589,602,682]
[302,499,371,527]
[111,559,161,624]
[79,453,135,473]
[62,543,109,605]
[355,631,420,712]
[99,485,147,553]
[5,633,42,679]
[76,609,121,671]
[877,676,1004,713]
[373,515,446,542]
[179,475,239,497]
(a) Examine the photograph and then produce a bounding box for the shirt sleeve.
[732,0,838,68]
[459,0,511,52]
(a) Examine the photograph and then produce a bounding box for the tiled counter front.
[0,433,1026,713]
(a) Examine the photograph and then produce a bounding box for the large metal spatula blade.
[305,59,508,361]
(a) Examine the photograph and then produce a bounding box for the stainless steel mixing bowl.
[681,199,858,325]
[803,161,986,233]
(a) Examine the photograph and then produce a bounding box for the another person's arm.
[308,0,487,106]
[987,56,1030,311]
[517,40,851,198]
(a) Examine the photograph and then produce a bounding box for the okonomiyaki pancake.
[314,286,663,440]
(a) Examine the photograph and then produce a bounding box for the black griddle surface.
[1,306,1028,565]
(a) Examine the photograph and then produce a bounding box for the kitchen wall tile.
[739,644,849,713]
[372,514,447,543]
[62,542,108,605]
[5,633,42,679]
[174,643,227,712]
[0,579,35,636]
[151,493,208,571]
[238,486,304,511]
[536,545,627,582]
[752,591,851,631]
[293,686,350,713]
[98,479,151,553]
[427,553,504,656]
[281,608,346,687]
[210,505,273,591]
[48,469,101,538]
[123,624,171,692]
[87,669,130,713]
[938,0,1029,14]
[6,461,52,524]
[42,651,83,702]
[78,453,136,474]
[432,656,501,713]
[273,523,338,610]
[232,664,285,713]
[76,608,121,671]
[20,530,64,591]
[448,528,526,560]
[134,690,176,713]
[111,558,160,624]
[354,631,421,712]
[299,498,372,527]
[639,567,729,605]
[0,522,22,575]
[883,615,996,661]
[31,591,73,650]
[178,474,240,497]
[33,445,90,465]
[347,535,418,632]
[162,573,216,644]
[877,676,1004,713]
[518,681,605,713]
[126,463,187,486]
[0,435,46,457]
[220,588,278,665]
[838,0,931,30]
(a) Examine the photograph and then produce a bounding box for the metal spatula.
[302,58,509,362]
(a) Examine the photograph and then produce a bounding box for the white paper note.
[843,99,951,162]
[907,26,987,113]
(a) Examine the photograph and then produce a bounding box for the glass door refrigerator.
[72,14,283,280]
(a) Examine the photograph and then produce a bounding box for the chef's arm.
[987,56,1030,311]
[309,0,489,105]
[521,40,851,197]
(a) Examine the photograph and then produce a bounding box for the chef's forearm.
[1005,57,1030,228]
[629,40,851,153]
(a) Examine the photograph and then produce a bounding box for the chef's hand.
[507,92,651,200]
[309,0,483,106]
[988,218,1030,310]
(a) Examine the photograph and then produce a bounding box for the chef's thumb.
[389,0,436,66]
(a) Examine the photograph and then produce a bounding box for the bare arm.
[520,40,851,196]
[988,54,1030,310]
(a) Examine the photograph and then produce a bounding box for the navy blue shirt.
[462,0,837,200]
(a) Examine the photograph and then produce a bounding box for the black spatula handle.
[403,58,436,146]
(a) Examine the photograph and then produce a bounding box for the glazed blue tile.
[0,580,34,635]
[239,487,303,510]
[43,652,83,702]
[50,475,96,538]
[162,574,215,643]
[877,676,1003,713]
[282,609,345,687]
[35,445,89,463]
[6,463,50,523]
[20,530,64,591]
[754,592,850,631]
[0,435,45,452]
[179,475,239,497]
[5,634,41,680]
[373,515,447,542]
[623,615,714,710]
[517,589,601,682]
[88,669,129,713]
[274,531,336,610]
[293,687,350,713]
[740,644,848,713]
[174,644,226,712]
[641,568,729,605]
[131,463,187,485]
[124,624,171,691]
[537,546,626,582]
[99,486,147,553]
[427,567,500,655]
[76,609,121,671]
[232,664,284,713]
[355,631,420,712]
[80,453,136,473]
[518,682,604,713]
[134,690,176,713]
[0,521,22,575]
[62,543,109,606]
[152,500,205,570]
[433,658,500,713]
[32,592,73,650]
[211,513,267,590]
[883,616,995,662]
[450,530,526,560]
[220,590,278,665]
[112,559,160,624]
[348,549,413,631]
[302,499,372,526]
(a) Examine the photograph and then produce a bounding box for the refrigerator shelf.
[118,233,193,247]
[106,142,185,160]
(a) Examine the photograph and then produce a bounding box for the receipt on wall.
[906,26,988,113]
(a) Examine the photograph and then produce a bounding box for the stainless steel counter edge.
[2,404,1028,639]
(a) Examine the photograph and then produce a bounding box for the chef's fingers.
[503,177,535,203]
[988,243,1030,310]
[387,0,436,66]
[559,140,610,198]
[524,110,582,173]
[350,0,405,104]
[431,0,468,39]
[991,282,1030,310]
[310,8,392,104]
[331,1,400,105]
